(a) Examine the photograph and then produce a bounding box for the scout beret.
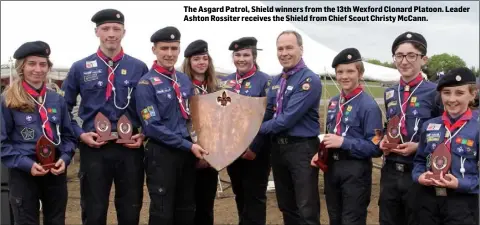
[91,9,124,27]
[184,40,208,58]
[229,37,258,51]
[13,41,51,60]
[392,31,427,55]
[151,26,181,43]
[437,67,476,91]
[331,48,362,68]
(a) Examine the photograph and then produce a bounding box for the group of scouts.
[0,7,478,225]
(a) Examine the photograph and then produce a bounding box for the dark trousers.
[226,150,271,225]
[324,155,372,225]
[378,161,419,225]
[79,142,144,225]
[194,166,218,225]
[416,185,479,225]
[8,168,68,225]
[145,140,196,225]
[270,137,320,225]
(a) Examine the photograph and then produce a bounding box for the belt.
[384,160,413,173]
[273,136,317,145]
[328,150,356,161]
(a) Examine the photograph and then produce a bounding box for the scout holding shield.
[412,67,479,225]
[1,41,77,225]
[311,48,383,225]
[61,9,149,225]
[378,31,442,225]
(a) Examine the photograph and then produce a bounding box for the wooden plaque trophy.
[425,142,452,181]
[116,115,135,144]
[315,141,329,172]
[95,112,117,142]
[35,135,56,170]
[384,115,401,149]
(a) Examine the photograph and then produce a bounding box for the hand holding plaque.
[36,135,56,170]
[116,115,135,144]
[95,112,117,142]
[383,115,401,149]
[425,142,452,182]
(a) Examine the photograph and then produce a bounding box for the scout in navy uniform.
[220,37,271,225]
[258,30,322,225]
[311,48,383,225]
[1,41,77,225]
[378,31,442,225]
[412,67,479,225]
[61,9,148,225]
[135,26,208,225]
[181,39,219,225]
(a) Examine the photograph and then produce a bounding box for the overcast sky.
[1,1,478,70]
[265,1,479,68]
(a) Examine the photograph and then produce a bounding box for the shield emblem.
[189,90,267,171]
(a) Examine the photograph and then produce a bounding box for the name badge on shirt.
[86,60,97,68]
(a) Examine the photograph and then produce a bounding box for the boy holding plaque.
[1,41,77,225]
[311,48,383,225]
[61,9,149,225]
[412,67,479,225]
[378,31,442,225]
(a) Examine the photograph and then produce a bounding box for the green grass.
[321,83,385,99]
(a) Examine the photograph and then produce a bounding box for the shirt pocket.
[13,113,38,142]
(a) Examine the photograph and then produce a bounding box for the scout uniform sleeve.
[61,63,84,138]
[412,122,429,183]
[0,99,35,173]
[135,80,193,151]
[260,76,321,135]
[248,77,270,153]
[340,105,383,158]
[58,97,78,166]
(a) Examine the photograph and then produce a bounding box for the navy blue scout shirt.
[135,68,195,152]
[1,91,77,173]
[412,110,479,194]
[61,52,149,138]
[220,70,271,153]
[384,78,440,163]
[326,89,383,159]
[259,67,322,137]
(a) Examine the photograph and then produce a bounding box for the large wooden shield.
[189,90,267,171]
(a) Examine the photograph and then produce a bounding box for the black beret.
[91,9,124,27]
[392,31,427,55]
[184,40,208,58]
[437,67,476,91]
[13,41,50,60]
[228,37,258,51]
[151,26,181,43]
[331,48,362,68]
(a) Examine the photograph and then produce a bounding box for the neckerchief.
[96,48,124,100]
[335,85,363,135]
[399,73,423,136]
[152,61,189,119]
[274,58,306,117]
[234,65,256,93]
[193,78,208,95]
[22,81,53,140]
[442,109,472,151]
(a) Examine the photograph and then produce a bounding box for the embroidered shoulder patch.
[138,80,150,85]
[371,129,383,145]
[385,90,394,100]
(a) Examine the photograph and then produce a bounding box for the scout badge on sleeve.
[95,112,117,142]
[36,135,56,170]
[384,115,402,149]
[315,140,328,172]
[116,115,134,144]
[425,142,452,182]
[189,90,267,171]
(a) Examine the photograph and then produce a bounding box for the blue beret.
[91,9,124,27]
[13,41,50,60]
[151,26,181,43]
[184,40,208,58]
[229,37,258,51]
[437,67,476,91]
[392,31,427,55]
[332,48,362,68]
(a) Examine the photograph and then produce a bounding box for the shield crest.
[189,90,267,171]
